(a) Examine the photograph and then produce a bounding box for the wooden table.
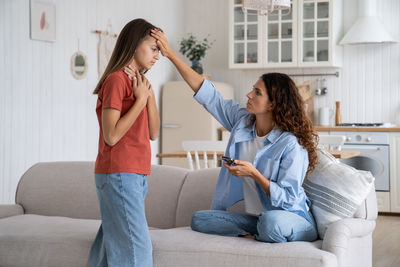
[156,150,360,159]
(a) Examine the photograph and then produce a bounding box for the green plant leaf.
[179,33,214,62]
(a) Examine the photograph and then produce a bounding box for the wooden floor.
[373,215,400,267]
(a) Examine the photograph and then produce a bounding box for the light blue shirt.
[194,80,312,222]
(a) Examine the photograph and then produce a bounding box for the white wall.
[0,0,183,203]
[182,0,400,125]
[2,0,400,204]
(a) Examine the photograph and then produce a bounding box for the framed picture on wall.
[30,1,56,42]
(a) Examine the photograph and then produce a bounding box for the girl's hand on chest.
[124,66,151,102]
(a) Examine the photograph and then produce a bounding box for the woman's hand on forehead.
[151,29,171,58]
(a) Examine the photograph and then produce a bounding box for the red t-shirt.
[94,70,151,174]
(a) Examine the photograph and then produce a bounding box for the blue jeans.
[191,210,317,243]
[89,173,152,267]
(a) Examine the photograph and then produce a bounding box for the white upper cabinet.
[231,0,262,67]
[229,0,343,69]
[264,0,298,67]
[298,0,343,67]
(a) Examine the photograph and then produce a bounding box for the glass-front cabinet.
[300,0,331,66]
[229,0,343,68]
[265,0,297,67]
[232,0,261,66]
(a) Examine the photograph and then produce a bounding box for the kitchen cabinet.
[390,133,400,212]
[376,192,391,212]
[229,0,343,69]
[230,0,263,67]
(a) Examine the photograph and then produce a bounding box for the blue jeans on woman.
[191,209,317,243]
[89,173,152,267]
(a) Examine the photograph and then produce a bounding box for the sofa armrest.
[322,218,376,266]
[0,204,24,219]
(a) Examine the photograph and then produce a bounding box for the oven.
[330,131,390,192]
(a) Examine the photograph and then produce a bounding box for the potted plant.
[179,33,214,74]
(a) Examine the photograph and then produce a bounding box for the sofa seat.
[150,227,337,267]
[0,163,377,267]
[0,214,100,267]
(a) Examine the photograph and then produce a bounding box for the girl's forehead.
[143,36,157,45]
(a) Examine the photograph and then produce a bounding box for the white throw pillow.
[303,149,375,239]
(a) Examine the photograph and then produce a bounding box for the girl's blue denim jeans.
[191,209,317,243]
[89,173,152,267]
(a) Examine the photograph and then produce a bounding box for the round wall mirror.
[71,51,88,79]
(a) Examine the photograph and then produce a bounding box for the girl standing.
[89,19,161,266]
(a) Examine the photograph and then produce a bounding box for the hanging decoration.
[92,20,118,77]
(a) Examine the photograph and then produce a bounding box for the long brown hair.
[249,73,318,175]
[93,18,161,94]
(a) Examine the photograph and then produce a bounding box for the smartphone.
[221,156,236,166]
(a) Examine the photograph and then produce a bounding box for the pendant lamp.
[242,0,291,16]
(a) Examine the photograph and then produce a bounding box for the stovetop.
[336,123,384,127]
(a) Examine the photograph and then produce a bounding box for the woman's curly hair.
[249,73,318,176]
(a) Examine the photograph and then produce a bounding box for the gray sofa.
[0,162,377,267]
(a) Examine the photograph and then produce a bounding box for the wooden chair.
[182,141,228,170]
[318,135,346,151]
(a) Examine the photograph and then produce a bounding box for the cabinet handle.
[162,124,180,128]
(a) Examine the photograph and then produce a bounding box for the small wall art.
[30,1,56,42]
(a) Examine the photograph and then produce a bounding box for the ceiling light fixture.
[242,0,291,16]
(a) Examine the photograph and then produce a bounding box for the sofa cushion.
[175,168,220,227]
[146,165,189,228]
[0,214,100,267]
[150,227,337,267]
[303,149,375,239]
[16,162,100,220]
[16,162,189,228]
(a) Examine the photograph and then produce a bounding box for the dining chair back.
[318,135,346,151]
[182,141,228,170]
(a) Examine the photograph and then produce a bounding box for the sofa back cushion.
[145,165,188,228]
[175,168,220,227]
[16,162,100,219]
[16,162,190,227]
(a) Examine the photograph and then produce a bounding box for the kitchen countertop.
[157,150,359,159]
[314,126,400,132]
[220,126,400,132]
